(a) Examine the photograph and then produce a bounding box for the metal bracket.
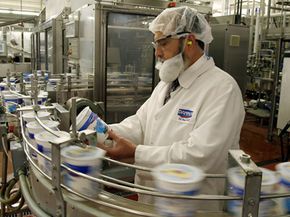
[228,150,262,217]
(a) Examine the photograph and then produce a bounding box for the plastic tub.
[3,94,19,112]
[75,106,97,131]
[22,111,51,124]
[227,167,279,217]
[26,120,59,140]
[22,96,32,106]
[95,117,109,143]
[152,163,204,217]
[0,82,7,91]
[276,162,290,214]
[26,119,59,161]
[35,131,71,176]
[61,146,105,198]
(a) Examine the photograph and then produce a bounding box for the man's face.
[153,31,181,62]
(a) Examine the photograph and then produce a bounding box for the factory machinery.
[0,71,290,217]
[1,0,290,216]
[245,1,290,140]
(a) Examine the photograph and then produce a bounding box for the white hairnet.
[149,6,213,44]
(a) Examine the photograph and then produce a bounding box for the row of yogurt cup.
[22,110,107,199]
[0,90,48,113]
[22,107,290,216]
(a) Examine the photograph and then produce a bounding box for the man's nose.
[155,47,163,59]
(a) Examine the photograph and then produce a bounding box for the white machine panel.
[277,57,290,131]
[45,0,71,20]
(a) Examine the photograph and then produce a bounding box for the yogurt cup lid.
[35,131,70,144]
[153,163,204,184]
[22,111,51,119]
[26,120,59,129]
[61,146,105,161]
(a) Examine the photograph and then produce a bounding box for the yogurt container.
[0,82,7,91]
[152,163,204,217]
[22,111,51,124]
[47,78,61,91]
[95,117,109,143]
[275,162,290,214]
[35,131,71,176]
[75,106,97,131]
[61,145,106,198]
[3,94,19,112]
[26,120,59,140]
[26,120,59,161]
[227,167,279,217]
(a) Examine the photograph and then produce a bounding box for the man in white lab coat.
[99,6,245,210]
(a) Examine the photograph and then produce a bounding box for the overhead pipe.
[253,8,260,55]
[248,0,256,55]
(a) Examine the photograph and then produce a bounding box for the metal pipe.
[248,0,256,55]
[35,115,60,137]
[268,39,282,141]
[103,157,226,178]
[267,0,271,30]
[253,8,260,55]
[100,174,155,191]
[17,105,55,112]
[18,170,51,217]
[0,125,8,217]
[70,97,77,139]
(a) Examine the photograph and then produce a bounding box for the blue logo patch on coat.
[177,109,193,121]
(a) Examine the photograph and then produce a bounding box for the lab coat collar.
[178,55,215,89]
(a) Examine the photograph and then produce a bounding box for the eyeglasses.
[151,32,190,50]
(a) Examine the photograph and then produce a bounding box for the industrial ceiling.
[0,0,44,25]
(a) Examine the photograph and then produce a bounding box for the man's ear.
[186,41,193,46]
[186,34,196,46]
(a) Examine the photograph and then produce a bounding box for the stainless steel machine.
[209,24,249,96]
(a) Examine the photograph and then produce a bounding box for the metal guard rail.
[18,110,290,217]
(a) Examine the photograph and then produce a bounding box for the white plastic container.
[22,96,32,106]
[26,120,59,140]
[0,82,7,91]
[95,117,109,143]
[26,119,58,161]
[38,91,48,104]
[3,94,19,112]
[75,106,97,131]
[22,111,51,124]
[275,162,290,214]
[61,146,105,198]
[152,163,204,217]
[35,131,71,176]
[227,167,279,217]
[47,78,61,91]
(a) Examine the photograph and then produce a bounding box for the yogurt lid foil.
[61,146,105,160]
[153,163,204,184]
[35,131,70,144]
[23,111,51,119]
[26,120,59,129]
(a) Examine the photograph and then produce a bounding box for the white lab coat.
[110,55,245,210]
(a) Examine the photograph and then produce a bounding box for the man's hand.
[97,130,136,161]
